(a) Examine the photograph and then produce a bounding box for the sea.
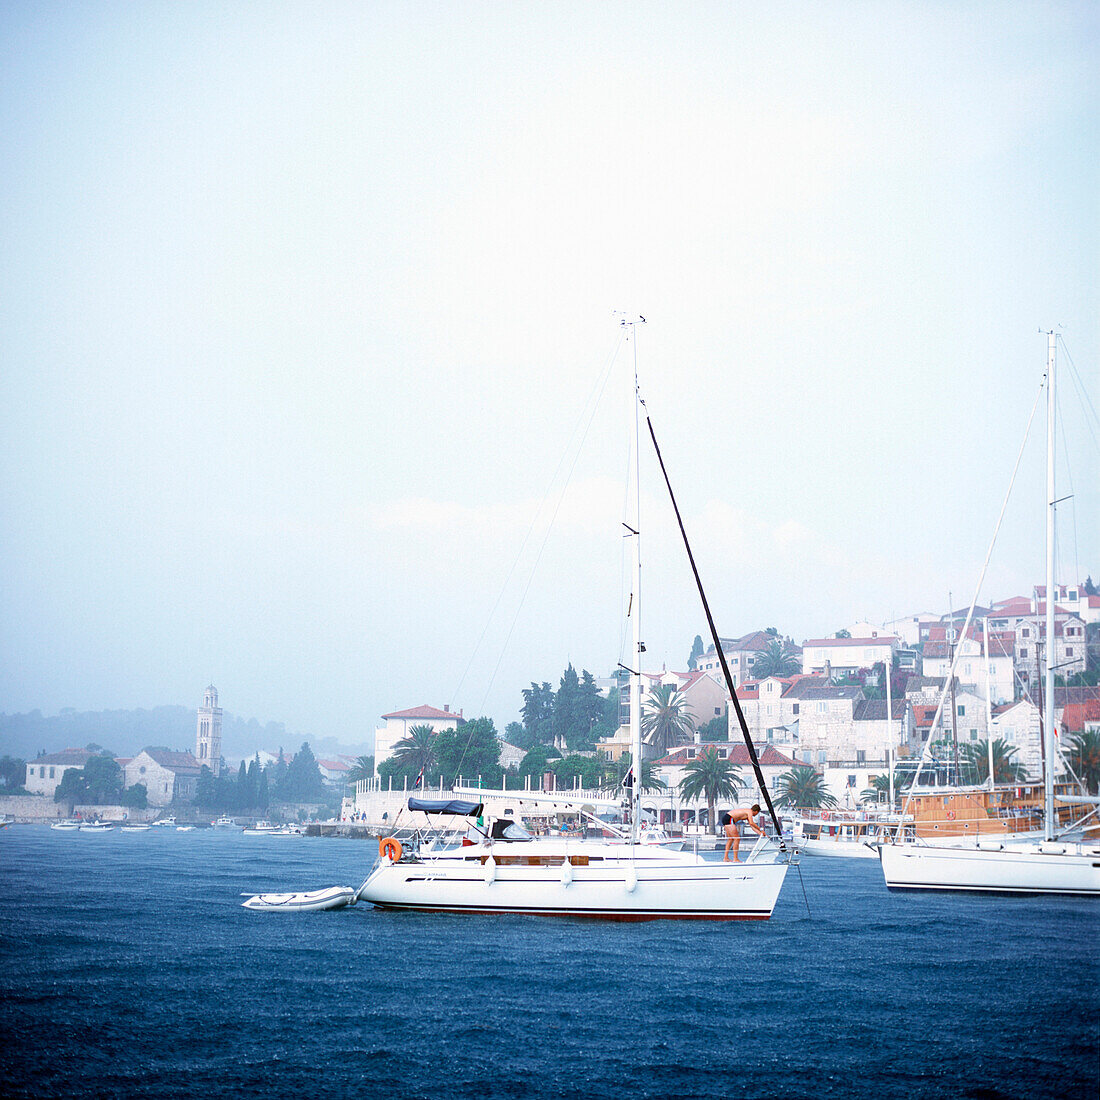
[2,827,1096,1100]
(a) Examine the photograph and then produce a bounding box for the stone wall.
[0,795,156,823]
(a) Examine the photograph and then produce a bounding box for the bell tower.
[196,684,223,777]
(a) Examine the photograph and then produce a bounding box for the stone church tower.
[196,684,223,777]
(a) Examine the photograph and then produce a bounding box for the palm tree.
[678,747,745,832]
[391,724,438,778]
[1066,729,1100,794]
[602,753,665,794]
[640,684,695,755]
[859,769,912,805]
[774,765,838,810]
[344,755,374,785]
[750,638,801,680]
[958,739,1027,785]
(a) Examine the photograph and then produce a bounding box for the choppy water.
[1,826,1096,1099]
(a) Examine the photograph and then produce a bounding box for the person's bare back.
[722,803,764,862]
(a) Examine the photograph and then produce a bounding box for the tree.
[958,739,1027,785]
[120,783,147,809]
[553,664,582,749]
[389,724,438,780]
[640,684,695,755]
[774,765,838,810]
[551,753,606,791]
[688,635,705,671]
[345,755,374,784]
[750,638,801,680]
[1066,729,1100,794]
[678,747,745,831]
[278,742,327,803]
[605,753,665,794]
[859,770,912,805]
[0,756,26,790]
[696,714,729,742]
[1084,576,1097,597]
[520,682,554,745]
[194,765,217,809]
[433,718,503,786]
[835,629,851,639]
[83,755,123,805]
[54,767,87,804]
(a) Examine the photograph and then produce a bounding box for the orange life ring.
[379,836,402,861]
[822,812,831,821]
[946,810,956,821]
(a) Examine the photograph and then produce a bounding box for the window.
[714,707,721,716]
[1066,647,1074,657]
[957,705,965,716]
[1022,628,1030,638]
[970,730,978,741]
[1020,648,1028,659]
[816,701,827,714]
[49,767,55,779]
[792,703,800,715]
[856,751,866,764]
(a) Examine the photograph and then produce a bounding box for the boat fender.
[560,859,573,886]
[484,855,496,885]
[379,836,402,862]
[625,865,638,893]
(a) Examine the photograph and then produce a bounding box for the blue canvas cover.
[407,797,484,817]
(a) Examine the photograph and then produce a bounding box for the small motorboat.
[270,824,305,836]
[150,816,177,828]
[51,819,81,831]
[121,823,151,832]
[79,820,115,832]
[241,885,356,912]
[176,825,195,832]
[213,816,238,828]
[243,821,278,835]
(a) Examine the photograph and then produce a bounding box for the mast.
[885,653,894,806]
[624,318,644,843]
[984,617,995,789]
[1044,331,1056,841]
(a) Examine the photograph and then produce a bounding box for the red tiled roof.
[1061,700,1100,732]
[382,705,461,720]
[655,743,797,767]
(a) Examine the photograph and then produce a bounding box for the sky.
[2,2,1097,750]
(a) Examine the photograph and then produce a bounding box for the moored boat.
[51,819,81,831]
[79,820,115,832]
[150,816,177,828]
[792,809,914,858]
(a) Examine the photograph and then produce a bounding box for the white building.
[694,631,777,688]
[24,748,96,799]
[921,631,1014,705]
[800,636,898,679]
[375,704,462,769]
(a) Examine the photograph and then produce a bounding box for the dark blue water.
[2,828,1096,1099]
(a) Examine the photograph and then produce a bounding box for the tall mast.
[623,318,645,843]
[984,617,995,789]
[1044,331,1056,841]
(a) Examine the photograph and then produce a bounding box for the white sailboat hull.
[359,849,788,920]
[879,840,1100,895]
[799,838,880,859]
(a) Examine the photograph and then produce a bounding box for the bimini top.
[408,797,484,817]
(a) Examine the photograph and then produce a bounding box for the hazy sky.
[2,2,1097,749]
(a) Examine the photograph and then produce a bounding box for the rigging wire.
[445,329,625,782]
[895,365,1047,835]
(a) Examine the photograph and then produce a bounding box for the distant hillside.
[0,707,361,764]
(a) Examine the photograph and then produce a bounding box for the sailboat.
[351,320,793,919]
[878,332,1100,895]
